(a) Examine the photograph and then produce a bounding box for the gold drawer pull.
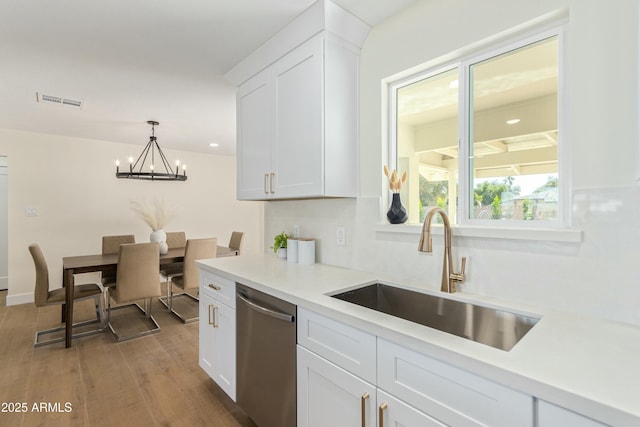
[379,402,387,427]
[208,304,214,326]
[208,283,221,291]
[361,392,369,427]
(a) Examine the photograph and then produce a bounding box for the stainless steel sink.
[331,283,540,351]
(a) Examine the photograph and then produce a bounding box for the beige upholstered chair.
[28,244,104,347]
[104,242,162,342]
[161,232,187,274]
[160,238,217,323]
[165,232,186,249]
[228,231,244,254]
[102,234,136,255]
[101,234,135,287]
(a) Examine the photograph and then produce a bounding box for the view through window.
[395,35,559,225]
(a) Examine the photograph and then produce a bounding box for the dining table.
[61,245,238,348]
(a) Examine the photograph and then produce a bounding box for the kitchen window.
[389,28,565,229]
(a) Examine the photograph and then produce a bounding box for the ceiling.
[0,0,416,156]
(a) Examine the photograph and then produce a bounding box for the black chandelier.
[115,121,187,181]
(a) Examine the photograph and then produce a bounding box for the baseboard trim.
[6,292,33,306]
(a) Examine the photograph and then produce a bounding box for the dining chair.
[101,234,135,281]
[228,231,244,254]
[165,232,186,249]
[100,234,136,306]
[102,234,136,255]
[161,231,187,275]
[104,242,162,342]
[28,244,104,347]
[160,238,217,323]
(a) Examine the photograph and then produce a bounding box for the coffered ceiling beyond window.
[0,0,416,155]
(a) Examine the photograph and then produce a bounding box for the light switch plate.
[336,226,346,246]
[25,207,39,217]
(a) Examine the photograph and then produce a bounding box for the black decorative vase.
[387,193,408,224]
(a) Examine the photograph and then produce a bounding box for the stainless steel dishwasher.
[236,283,296,427]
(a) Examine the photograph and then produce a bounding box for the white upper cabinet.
[229,0,370,200]
[236,69,274,199]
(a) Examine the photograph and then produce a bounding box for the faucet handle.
[450,256,466,283]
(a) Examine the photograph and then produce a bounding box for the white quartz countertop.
[197,255,640,426]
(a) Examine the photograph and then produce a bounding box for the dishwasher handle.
[237,292,295,323]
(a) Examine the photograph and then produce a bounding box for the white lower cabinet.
[537,401,608,427]
[297,345,376,427]
[297,308,534,427]
[198,271,236,401]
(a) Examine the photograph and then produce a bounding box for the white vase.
[150,229,168,254]
[277,247,287,259]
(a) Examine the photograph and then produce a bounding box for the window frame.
[388,25,570,230]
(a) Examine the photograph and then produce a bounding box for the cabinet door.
[377,389,447,427]
[237,69,274,200]
[298,346,376,427]
[198,290,236,401]
[213,301,236,400]
[199,290,217,380]
[272,37,324,198]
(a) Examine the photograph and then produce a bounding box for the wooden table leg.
[64,268,75,348]
[61,271,66,323]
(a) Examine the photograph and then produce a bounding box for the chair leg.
[107,293,161,342]
[158,276,198,324]
[34,294,105,347]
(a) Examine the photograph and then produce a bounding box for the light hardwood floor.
[0,296,257,427]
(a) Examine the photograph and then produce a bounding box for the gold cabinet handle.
[264,173,269,194]
[361,392,369,427]
[208,283,221,291]
[379,402,387,427]
[213,305,219,328]
[208,304,214,326]
[270,172,275,194]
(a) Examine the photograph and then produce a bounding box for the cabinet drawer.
[537,401,608,427]
[378,339,532,427]
[199,270,235,308]
[377,389,446,427]
[298,308,376,384]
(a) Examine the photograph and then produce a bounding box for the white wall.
[0,128,263,305]
[0,156,7,290]
[266,0,640,326]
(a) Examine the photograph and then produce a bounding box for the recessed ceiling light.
[506,118,521,125]
[209,143,219,148]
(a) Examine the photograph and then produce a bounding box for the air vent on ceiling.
[36,92,84,109]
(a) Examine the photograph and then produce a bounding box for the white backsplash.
[265,185,640,326]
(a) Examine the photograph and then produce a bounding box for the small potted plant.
[271,231,291,259]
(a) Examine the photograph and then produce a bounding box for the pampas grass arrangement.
[130,199,171,231]
[383,165,407,193]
